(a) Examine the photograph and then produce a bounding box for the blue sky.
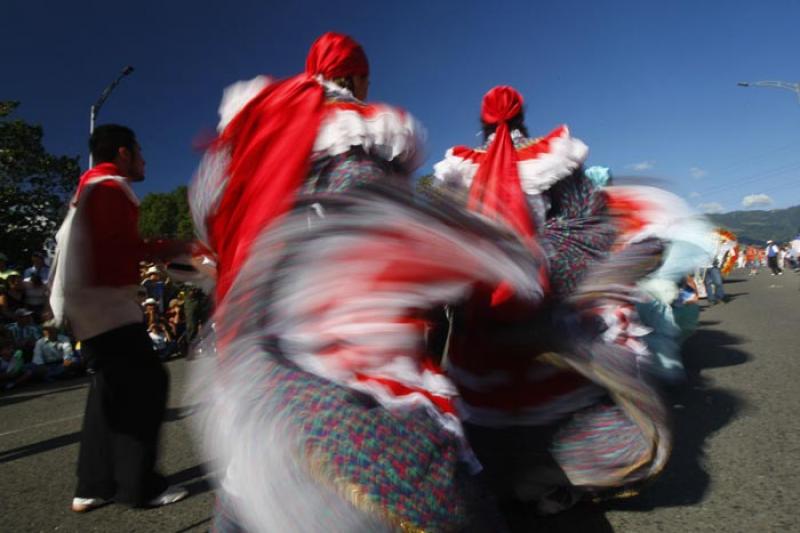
[4,0,800,213]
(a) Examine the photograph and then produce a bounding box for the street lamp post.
[737,80,800,103]
[88,65,134,167]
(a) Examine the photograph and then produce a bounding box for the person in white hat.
[766,240,783,275]
[141,266,166,313]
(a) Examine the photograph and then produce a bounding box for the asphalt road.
[1,270,798,532]
[0,355,214,532]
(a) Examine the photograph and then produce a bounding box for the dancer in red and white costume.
[50,125,190,511]
[190,35,546,532]
[434,86,673,517]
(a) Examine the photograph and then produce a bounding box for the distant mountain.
[708,205,800,244]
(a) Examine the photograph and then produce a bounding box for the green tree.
[0,101,80,265]
[138,185,195,240]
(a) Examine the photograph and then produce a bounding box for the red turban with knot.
[480,85,524,126]
[468,86,534,239]
[306,32,369,79]
[208,32,369,303]
[467,86,538,307]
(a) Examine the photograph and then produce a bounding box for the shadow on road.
[513,326,750,530]
[166,462,216,499]
[722,291,748,301]
[494,321,750,533]
[607,327,748,512]
[0,406,199,468]
[505,501,614,532]
[0,380,89,408]
[0,431,81,464]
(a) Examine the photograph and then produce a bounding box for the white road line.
[0,414,83,438]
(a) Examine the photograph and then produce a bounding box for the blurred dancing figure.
[434,86,687,518]
[190,34,544,532]
[50,125,190,511]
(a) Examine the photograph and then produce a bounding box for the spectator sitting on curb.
[33,320,80,381]
[183,284,210,346]
[7,308,41,362]
[0,272,27,323]
[23,251,50,284]
[24,274,48,321]
[147,322,174,360]
[1,330,33,390]
[141,266,166,313]
[166,298,185,338]
[143,298,161,328]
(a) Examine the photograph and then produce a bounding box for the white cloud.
[626,160,654,172]
[689,167,707,178]
[741,194,773,208]
[698,202,725,214]
[689,191,701,199]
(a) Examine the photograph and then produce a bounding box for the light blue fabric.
[672,302,700,344]
[584,166,612,188]
[635,299,686,383]
[654,241,713,283]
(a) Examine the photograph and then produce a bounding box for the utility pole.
[89,66,134,167]
[737,80,800,103]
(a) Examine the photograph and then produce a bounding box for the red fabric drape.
[208,32,370,302]
[74,162,122,204]
[467,86,534,239]
[467,86,538,306]
[208,76,326,301]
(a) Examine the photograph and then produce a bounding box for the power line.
[689,159,800,197]
[708,140,799,176]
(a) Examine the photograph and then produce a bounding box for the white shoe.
[147,485,188,507]
[72,497,108,512]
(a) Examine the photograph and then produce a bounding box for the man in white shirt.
[33,321,75,380]
[765,240,782,275]
[51,124,189,512]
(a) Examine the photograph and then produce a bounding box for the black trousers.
[75,323,169,506]
[767,256,782,274]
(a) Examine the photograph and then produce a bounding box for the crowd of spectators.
[0,251,210,392]
[738,234,800,276]
[136,262,210,360]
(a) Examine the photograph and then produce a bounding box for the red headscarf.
[305,32,369,79]
[208,32,369,302]
[467,86,534,239]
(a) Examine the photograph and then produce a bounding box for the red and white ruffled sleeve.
[433,125,589,195]
[313,101,425,171]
